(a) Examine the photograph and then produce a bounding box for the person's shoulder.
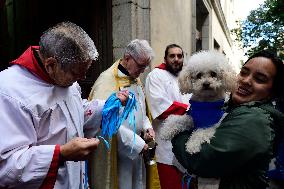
[231,102,267,115]
[94,67,115,88]
[243,101,278,115]
[0,65,23,81]
[0,65,38,98]
[147,67,170,79]
[98,63,117,79]
[225,101,276,125]
[217,103,273,142]
[150,67,168,73]
[89,67,116,100]
[70,82,82,95]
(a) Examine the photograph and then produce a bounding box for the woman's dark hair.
[164,44,184,59]
[245,50,284,111]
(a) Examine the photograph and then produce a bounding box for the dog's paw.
[185,125,217,154]
[160,114,193,140]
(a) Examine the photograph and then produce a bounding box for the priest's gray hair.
[39,21,98,70]
[125,39,154,64]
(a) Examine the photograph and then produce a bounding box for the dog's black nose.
[203,82,210,88]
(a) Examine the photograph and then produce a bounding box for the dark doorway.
[0,0,112,98]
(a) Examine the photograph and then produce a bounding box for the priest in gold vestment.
[88,39,160,189]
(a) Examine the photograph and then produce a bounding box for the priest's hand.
[142,143,149,154]
[60,137,100,162]
[116,90,129,106]
[144,128,155,141]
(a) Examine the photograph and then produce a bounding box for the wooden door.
[0,0,112,98]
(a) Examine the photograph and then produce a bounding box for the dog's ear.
[178,66,193,94]
[222,69,237,92]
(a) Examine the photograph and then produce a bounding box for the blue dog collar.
[187,100,225,129]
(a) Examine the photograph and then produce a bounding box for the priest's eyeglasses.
[130,55,149,70]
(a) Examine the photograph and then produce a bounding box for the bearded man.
[145,44,191,189]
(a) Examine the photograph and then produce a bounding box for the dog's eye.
[210,71,217,77]
[196,73,202,79]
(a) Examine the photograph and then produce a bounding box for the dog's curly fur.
[178,50,236,101]
[159,50,236,188]
[159,114,193,140]
[160,50,236,151]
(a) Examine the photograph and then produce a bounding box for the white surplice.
[145,68,190,165]
[0,65,104,189]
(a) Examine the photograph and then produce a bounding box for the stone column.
[112,0,151,60]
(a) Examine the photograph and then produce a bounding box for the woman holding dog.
[172,50,284,189]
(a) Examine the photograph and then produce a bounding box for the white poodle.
[160,50,236,188]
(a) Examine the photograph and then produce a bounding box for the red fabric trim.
[39,144,60,189]
[156,63,167,70]
[10,46,54,83]
[158,101,188,120]
[157,163,184,189]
